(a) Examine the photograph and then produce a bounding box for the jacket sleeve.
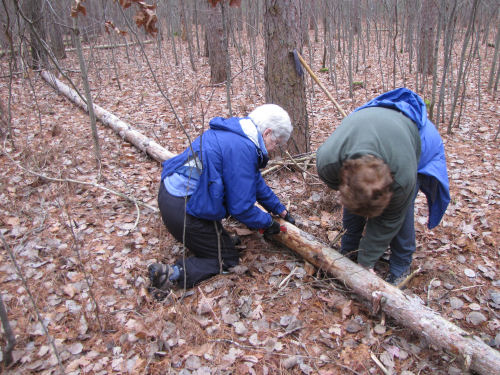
[222,143,273,230]
[357,183,416,268]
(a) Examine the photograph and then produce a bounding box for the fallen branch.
[64,39,154,52]
[42,73,500,375]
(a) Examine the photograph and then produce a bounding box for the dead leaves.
[70,0,86,17]
[207,0,242,8]
[104,21,127,36]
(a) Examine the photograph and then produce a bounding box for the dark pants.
[157,183,239,288]
[341,176,420,277]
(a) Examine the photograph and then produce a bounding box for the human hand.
[262,220,281,236]
[283,211,295,225]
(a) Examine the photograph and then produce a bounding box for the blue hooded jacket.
[354,88,450,229]
[161,117,285,229]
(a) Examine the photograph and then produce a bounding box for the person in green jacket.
[316,88,450,286]
[317,105,420,285]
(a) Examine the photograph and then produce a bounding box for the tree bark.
[41,70,500,375]
[264,0,308,154]
[48,0,66,60]
[205,3,228,84]
[27,0,48,69]
[0,293,15,366]
[417,0,437,76]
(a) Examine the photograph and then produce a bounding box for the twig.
[427,277,437,306]
[450,284,485,292]
[370,352,391,375]
[3,147,157,213]
[278,266,298,288]
[197,287,221,325]
[0,232,64,373]
[64,207,104,333]
[396,267,421,289]
[261,163,285,177]
[285,150,314,178]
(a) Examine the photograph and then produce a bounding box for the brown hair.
[339,155,393,218]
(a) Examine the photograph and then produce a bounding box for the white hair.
[248,104,292,145]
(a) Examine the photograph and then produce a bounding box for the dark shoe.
[385,267,411,286]
[230,234,241,247]
[148,263,176,300]
[148,263,175,289]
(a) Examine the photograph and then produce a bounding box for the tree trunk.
[220,0,232,116]
[488,22,500,91]
[48,0,66,60]
[0,293,16,366]
[417,0,437,76]
[264,0,308,154]
[42,71,500,375]
[72,15,101,170]
[27,0,47,69]
[447,0,480,134]
[179,0,197,72]
[206,3,228,84]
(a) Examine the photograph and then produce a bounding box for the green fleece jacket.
[316,107,421,268]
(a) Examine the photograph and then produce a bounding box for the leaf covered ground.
[0,32,499,375]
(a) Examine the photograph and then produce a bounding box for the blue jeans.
[341,177,420,277]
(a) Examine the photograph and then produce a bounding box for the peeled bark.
[41,70,500,375]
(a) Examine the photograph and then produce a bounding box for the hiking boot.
[148,263,178,301]
[230,234,242,247]
[148,263,175,289]
[385,267,411,287]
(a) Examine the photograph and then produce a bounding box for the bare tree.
[264,0,308,154]
[447,0,480,134]
[72,9,102,171]
[47,0,67,60]
[0,293,15,366]
[417,0,438,78]
[488,22,500,92]
[205,3,228,84]
[180,0,197,71]
[27,0,48,69]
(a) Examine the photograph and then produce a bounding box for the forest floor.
[0,33,499,375]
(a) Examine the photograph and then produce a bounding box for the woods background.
[0,0,499,374]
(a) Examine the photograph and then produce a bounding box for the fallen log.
[41,70,500,375]
[41,71,175,162]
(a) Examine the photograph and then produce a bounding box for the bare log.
[41,71,175,162]
[41,71,500,375]
[275,220,500,375]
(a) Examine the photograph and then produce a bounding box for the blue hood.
[355,88,450,229]
[209,116,269,169]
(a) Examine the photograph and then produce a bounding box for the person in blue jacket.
[149,104,295,298]
[316,88,450,286]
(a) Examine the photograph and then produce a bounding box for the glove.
[262,220,281,236]
[283,212,296,225]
